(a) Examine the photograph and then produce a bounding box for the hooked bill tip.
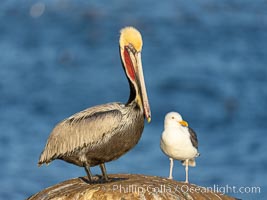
[179,120,188,127]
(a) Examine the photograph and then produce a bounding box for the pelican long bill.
[136,52,151,122]
[123,46,151,123]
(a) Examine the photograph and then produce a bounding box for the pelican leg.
[185,159,189,183]
[168,158,173,179]
[100,163,108,181]
[84,165,93,182]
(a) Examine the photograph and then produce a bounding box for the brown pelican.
[38,27,151,182]
[160,112,199,183]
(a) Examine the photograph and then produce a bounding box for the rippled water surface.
[1,1,266,199]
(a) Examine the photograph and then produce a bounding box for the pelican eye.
[126,44,137,54]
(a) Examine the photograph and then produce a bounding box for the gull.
[160,112,199,183]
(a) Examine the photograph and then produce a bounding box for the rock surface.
[28,174,238,200]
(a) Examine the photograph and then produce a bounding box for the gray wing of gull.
[188,127,198,149]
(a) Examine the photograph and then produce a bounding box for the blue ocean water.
[0,1,266,199]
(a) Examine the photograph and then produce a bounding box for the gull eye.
[171,117,174,119]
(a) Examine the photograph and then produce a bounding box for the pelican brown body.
[38,27,151,182]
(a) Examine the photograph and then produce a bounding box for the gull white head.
[164,112,188,128]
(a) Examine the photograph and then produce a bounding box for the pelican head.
[119,27,151,123]
[120,27,143,52]
[164,112,188,128]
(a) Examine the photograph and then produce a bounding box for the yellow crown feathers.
[119,27,143,52]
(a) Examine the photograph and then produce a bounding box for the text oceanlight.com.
[112,184,261,195]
